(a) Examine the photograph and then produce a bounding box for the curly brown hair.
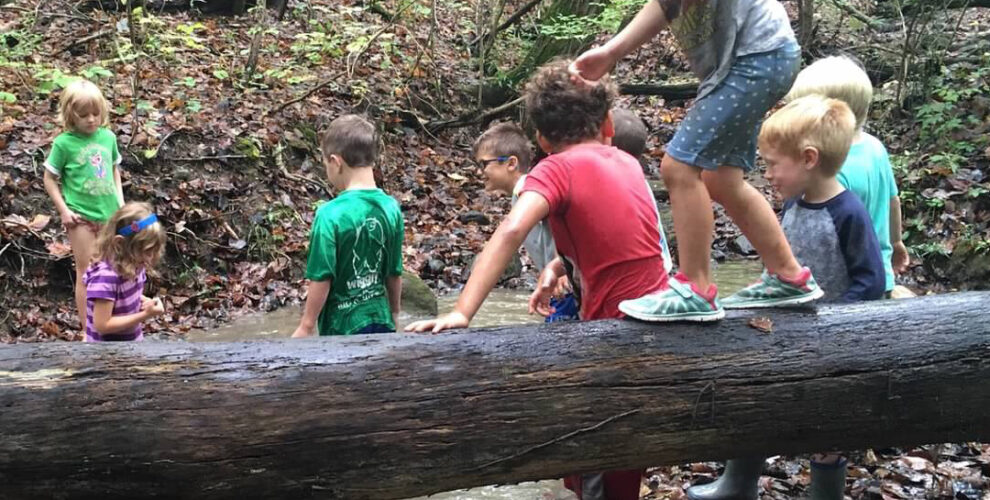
[523,59,617,147]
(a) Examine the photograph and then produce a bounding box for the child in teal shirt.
[43,79,125,333]
[291,115,404,336]
[787,55,909,292]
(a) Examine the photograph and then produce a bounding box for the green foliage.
[235,136,262,159]
[912,241,950,258]
[32,68,78,94]
[539,0,640,40]
[0,91,16,104]
[81,65,114,81]
[291,31,344,64]
[0,30,43,64]
[213,69,230,80]
[915,63,990,156]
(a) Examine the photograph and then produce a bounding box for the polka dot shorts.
[666,42,801,172]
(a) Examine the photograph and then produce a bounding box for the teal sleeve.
[305,219,336,282]
[879,145,898,197]
[44,139,66,176]
[388,211,405,276]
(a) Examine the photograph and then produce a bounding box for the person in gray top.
[572,0,826,325]
[471,122,557,274]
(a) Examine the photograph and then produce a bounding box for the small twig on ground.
[60,29,111,53]
[469,0,542,46]
[276,71,345,112]
[827,0,887,31]
[167,154,248,162]
[474,408,640,470]
[274,143,333,196]
[426,96,524,133]
[346,0,416,79]
[221,221,240,241]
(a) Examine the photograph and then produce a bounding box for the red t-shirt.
[523,143,669,320]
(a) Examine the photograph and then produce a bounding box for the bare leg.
[67,225,98,336]
[702,167,802,279]
[661,155,714,289]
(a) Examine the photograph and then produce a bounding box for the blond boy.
[786,55,908,294]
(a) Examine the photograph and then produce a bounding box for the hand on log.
[405,310,470,333]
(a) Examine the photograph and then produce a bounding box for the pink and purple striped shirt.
[84,260,146,342]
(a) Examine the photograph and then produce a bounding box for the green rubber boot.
[686,457,765,500]
[808,458,847,500]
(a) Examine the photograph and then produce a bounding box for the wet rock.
[948,239,990,286]
[458,210,491,225]
[425,258,446,276]
[464,252,522,283]
[734,235,756,255]
[401,270,438,316]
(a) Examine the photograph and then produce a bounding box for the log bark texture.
[1,292,989,499]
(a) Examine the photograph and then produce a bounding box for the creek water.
[184,259,764,499]
[186,259,763,342]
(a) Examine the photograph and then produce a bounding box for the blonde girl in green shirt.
[42,79,125,334]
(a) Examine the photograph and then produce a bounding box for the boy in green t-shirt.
[291,115,405,337]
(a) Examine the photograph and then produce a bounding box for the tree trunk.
[501,0,604,86]
[798,0,815,48]
[1,292,988,499]
[242,0,266,81]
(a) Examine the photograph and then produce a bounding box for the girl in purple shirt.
[83,202,166,342]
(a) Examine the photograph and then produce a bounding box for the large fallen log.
[1,292,988,499]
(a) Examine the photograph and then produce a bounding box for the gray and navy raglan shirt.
[781,190,886,302]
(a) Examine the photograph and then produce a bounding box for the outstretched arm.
[405,192,550,333]
[571,0,669,81]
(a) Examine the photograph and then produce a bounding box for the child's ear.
[536,132,553,154]
[802,146,820,170]
[507,155,519,172]
[601,110,615,140]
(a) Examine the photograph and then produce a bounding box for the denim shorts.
[666,43,801,172]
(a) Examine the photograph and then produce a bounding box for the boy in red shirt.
[406,59,667,500]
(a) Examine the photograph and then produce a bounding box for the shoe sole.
[618,302,726,323]
[722,287,825,310]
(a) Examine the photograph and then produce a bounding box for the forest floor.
[1,2,989,498]
[4,0,985,341]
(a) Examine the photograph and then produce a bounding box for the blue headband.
[118,213,159,236]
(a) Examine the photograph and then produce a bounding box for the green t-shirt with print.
[305,189,405,336]
[44,128,122,223]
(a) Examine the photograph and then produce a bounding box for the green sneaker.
[619,272,725,322]
[721,267,824,309]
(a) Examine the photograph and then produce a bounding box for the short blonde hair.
[786,55,873,129]
[95,202,166,281]
[759,95,857,176]
[58,79,110,132]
